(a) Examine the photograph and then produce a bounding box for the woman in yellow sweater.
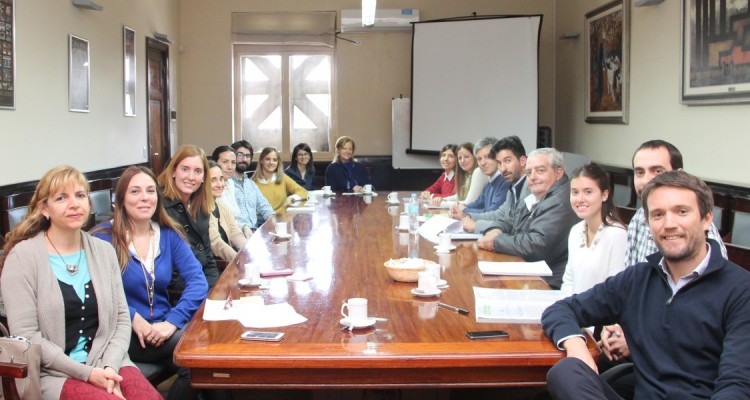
[252,147,308,213]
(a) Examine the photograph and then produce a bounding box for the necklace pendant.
[150,309,154,318]
[66,264,78,275]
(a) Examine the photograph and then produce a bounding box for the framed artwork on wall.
[123,26,136,116]
[0,0,15,110]
[69,34,90,113]
[584,0,629,124]
[681,0,750,105]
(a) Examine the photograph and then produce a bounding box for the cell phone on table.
[466,330,509,340]
[240,331,285,342]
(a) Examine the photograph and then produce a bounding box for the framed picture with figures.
[585,0,629,124]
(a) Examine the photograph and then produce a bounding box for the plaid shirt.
[231,175,275,230]
[624,207,727,267]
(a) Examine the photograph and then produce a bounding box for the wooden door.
[146,38,170,175]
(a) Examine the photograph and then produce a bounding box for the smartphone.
[240,331,285,342]
[466,330,509,340]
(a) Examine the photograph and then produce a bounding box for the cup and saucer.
[339,317,377,330]
[434,244,456,253]
[411,287,441,297]
[270,232,292,239]
[437,279,449,289]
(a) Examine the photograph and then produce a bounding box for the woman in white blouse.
[561,163,627,296]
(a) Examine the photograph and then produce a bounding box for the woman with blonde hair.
[439,142,486,206]
[252,147,308,213]
[157,145,219,293]
[208,160,247,261]
[93,166,208,400]
[1,166,160,399]
[325,136,371,193]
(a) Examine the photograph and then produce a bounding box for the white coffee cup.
[425,263,441,281]
[363,184,373,194]
[438,233,452,250]
[323,186,333,195]
[418,271,438,293]
[387,192,399,203]
[308,192,318,203]
[398,214,409,230]
[245,263,261,283]
[276,221,288,236]
[341,298,368,322]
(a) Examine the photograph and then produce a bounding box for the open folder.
[417,215,480,243]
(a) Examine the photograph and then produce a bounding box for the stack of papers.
[478,260,552,276]
[203,300,308,328]
[473,287,566,323]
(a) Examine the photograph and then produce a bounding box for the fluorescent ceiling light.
[362,0,376,27]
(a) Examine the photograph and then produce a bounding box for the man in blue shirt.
[229,140,275,232]
[456,137,509,215]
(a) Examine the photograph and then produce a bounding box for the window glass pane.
[289,55,331,152]
[240,55,282,150]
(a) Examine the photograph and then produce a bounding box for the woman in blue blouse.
[285,143,315,190]
[93,166,208,400]
[325,136,371,192]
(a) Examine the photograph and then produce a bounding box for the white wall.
[554,1,750,187]
[178,0,555,158]
[0,0,179,186]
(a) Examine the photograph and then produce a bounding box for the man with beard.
[542,171,750,399]
[229,140,275,233]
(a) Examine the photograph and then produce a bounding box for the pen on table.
[437,302,469,316]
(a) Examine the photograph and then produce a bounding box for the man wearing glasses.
[230,140,275,234]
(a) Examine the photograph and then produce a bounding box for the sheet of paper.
[473,286,566,323]
[417,215,463,243]
[203,300,308,328]
[478,260,552,277]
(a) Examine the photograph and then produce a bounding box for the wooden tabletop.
[174,193,597,389]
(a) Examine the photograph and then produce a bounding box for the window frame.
[233,44,337,162]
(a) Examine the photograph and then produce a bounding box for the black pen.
[438,302,470,316]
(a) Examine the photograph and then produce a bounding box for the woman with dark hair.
[561,163,627,296]
[208,160,247,261]
[93,166,208,400]
[285,143,315,190]
[252,147,308,213]
[157,144,219,294]
[325,136,371,193]
[0,166,160,399]
[421,144,458,200]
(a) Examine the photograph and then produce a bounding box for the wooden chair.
[610,171,636,208]
[0,361,27,400]
[616,206,637,226]
[729,196,750,247]
[726,243,750,273]
[711,191,732,240]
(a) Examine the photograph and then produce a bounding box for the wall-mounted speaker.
[537,126,552,149]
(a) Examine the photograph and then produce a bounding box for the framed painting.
[0,0,15,110]
[681,0,750,104]
[585,0,629,124]
[123,26,136,116]
[69,34,90,112]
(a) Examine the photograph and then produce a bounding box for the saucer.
[396,225,410,231]
[270,232,292,239]
[434,245,456,253]
[340,317,377,329]
[437,279,448,288]
[411,288,441,297]
[386,200,400,205]
[306,201,319,205]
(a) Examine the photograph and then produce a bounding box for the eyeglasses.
[297,153,311,158]
[237,152,252,159]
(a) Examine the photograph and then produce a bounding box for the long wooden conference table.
[174,193,597,389]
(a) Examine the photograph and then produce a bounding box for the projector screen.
[410,16,542,154]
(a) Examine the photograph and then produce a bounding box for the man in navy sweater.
[541,171,750,399]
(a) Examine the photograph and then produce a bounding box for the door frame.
[145,37,171,175]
